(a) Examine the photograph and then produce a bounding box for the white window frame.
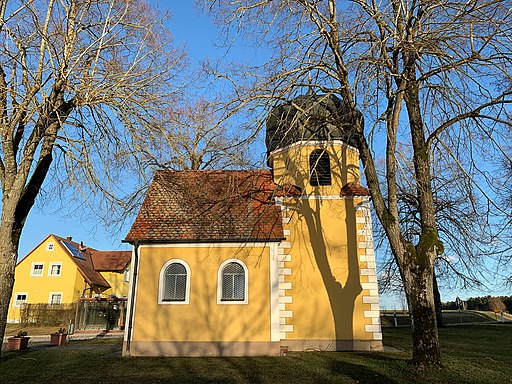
[158,259,190,305]
[46,242,55,252]
[13,292,28,308]
[217,259,248,305]
[49,292,63,305]
[48,262,62,276]
[30,262,44,277]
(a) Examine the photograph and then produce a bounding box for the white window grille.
[49,293,62,305]
[49,262,62,276]
[158,259,190,305]
[217,259,248,304]
[14,293,27,307]
[163,263,187,301]
[31,263,44,276]
[222,262,245,301]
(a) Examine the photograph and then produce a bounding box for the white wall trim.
[357,199,383,341]
[216,259,249,305]
[124,246,139,343]
[158,259,191,305]
[276,195,371,201]
[269,243,280,342]
[268,140,359,157]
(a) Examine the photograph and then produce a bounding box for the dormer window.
[310,149,331,186]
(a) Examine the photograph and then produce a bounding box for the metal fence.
[75,299,127,331]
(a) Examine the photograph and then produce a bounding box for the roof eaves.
[122,237,286,245]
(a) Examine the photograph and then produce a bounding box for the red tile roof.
[53,236,110,288]
[340,182,371,196]
[91,250,131,272]
[125,170,288,243]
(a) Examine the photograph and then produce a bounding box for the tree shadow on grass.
[329,360,398,384]
[314,353,403,384]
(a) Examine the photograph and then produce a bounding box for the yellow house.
[8,234,131,323]
[123,94,382,356]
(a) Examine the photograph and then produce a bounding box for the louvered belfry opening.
[309,149,331,186]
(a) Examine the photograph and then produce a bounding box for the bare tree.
[376,151,508,327]
[143,97,258,171]
[0,0,186,351]
[202,0,512,368]
[498,142,512,284]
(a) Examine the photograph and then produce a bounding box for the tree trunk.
[0,156,51,356]
[433,271,444,328]
[0,208,21,357]
[400,61,443,367]
[403,258,442,368]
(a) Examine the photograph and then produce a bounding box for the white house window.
[14,293,27,308]
[46,242,54,252]
[49,292,62,305]
[30,262,44,277]
[124,268,130,283]
[309,149,331,186]
[218,259,248,304]
[49,262,62,276]
[158,260,190,304]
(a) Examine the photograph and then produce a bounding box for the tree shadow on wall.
[298,195,363,347]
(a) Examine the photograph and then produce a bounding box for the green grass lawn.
[1,324,511,383]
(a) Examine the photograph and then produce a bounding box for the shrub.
[20,303,75,326]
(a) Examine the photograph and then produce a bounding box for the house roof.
[125,170,291,243]
[91,250,131,272]
[340,182,371,196]
[53,236,111,288]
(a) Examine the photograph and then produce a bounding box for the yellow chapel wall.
[127,243,277,355]
[8,235,84,322]
[270,141,382,350]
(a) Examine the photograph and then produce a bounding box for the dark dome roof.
[265,94,360,154]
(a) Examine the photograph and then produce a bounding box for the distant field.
[380,310,503,327]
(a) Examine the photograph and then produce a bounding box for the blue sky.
[17,1,508,308]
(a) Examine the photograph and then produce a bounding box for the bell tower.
[266,94,362,196]
[266,94,383,351]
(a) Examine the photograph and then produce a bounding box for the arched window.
[159,260,190,304]
[218,260,248,304]
[309,149,331,186]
